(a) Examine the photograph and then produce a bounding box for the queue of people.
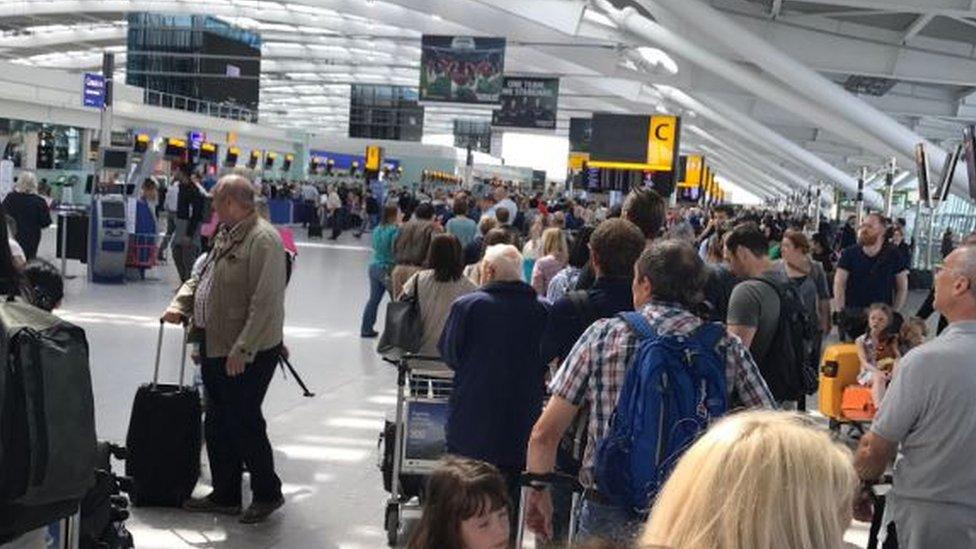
[356,182,976,549]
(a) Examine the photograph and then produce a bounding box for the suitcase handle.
[153,320,189,387]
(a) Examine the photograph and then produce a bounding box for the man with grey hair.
[161,173,287,524]
[439,243,550,524]
[525,239,775,543]
[855,243,976,548]
[2,170,51,260]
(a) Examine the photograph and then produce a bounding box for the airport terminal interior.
[1,0,976,548]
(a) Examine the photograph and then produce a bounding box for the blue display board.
[308,150,400,171]
[82,73,106,109]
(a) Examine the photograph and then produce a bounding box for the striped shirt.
[548,300,776,488]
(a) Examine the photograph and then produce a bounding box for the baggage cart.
[380,354,452,546]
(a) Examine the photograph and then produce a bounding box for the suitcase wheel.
[385,502,399,546]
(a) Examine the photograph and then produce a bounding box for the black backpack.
[749,277,817,401]
[0,298,95,541]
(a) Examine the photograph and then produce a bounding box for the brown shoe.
[182,495,241,516]
[239,496,285,524]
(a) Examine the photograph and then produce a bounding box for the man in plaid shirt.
[524,239,776,543]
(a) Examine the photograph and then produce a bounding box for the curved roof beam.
[655,0,970,202]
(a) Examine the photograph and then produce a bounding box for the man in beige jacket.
[161,174,287,524]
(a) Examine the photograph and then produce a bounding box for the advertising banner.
[491,77,559,129]
[420,35,506,104]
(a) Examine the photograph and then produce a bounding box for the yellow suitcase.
[818,343,861,424]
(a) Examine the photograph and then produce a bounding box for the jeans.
[360,264,389,335]
[200,339,283,505]
[575,498,643,544]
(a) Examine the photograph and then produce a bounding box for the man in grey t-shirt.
[855,244,976,549]
[724,222,792,400]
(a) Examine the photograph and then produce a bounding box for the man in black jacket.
[171,171,206,283]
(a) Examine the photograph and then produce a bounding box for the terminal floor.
[38,229,891,548]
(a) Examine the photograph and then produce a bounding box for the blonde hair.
[541,228,567,261]
[15,171,38,194]
[641,411,857,549]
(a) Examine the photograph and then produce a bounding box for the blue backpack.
[594,312,728,516]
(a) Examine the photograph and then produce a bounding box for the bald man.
[162,174,287,524]
[438,244,550,526]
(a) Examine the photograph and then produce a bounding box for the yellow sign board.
[568,152,590,171]
[685,154,703,185]
[646,115,678,172]
[366,145,383,171]
[588,114,680,171]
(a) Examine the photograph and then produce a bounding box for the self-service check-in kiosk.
[90,195,128,282]
[89,147,131,283]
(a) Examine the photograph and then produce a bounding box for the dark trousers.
[200,339,283,505]
[330,207,347,239]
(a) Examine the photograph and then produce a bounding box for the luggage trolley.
[381,354,453,546]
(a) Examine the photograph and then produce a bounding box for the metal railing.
[143,88,258,123]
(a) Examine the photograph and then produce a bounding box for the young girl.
[408,457,511,549]
[856,303,901,408]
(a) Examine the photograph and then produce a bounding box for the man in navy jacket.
[439,244,549,502]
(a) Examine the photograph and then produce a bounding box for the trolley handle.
[519,471,583,493]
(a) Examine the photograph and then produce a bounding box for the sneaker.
[361,330,379,338]
[240,496,285,524]
[182,495,241,516]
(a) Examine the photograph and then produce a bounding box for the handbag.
[377,276,423,358]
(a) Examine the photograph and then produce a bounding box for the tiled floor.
[30,227,889,548]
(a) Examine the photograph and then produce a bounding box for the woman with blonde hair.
[641,411,858,549]
[530,227,568,297]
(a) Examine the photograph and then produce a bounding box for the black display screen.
[199,32,261,112]
[569,117,592,153]
[101,201,125,219]
[590,113,651,165]
[102,149,129,169]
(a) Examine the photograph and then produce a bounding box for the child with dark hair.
[23,258,64,311]
[408,457,511,549]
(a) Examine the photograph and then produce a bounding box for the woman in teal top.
[361,204,400,337]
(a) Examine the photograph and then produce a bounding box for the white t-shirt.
[164,183,180,212]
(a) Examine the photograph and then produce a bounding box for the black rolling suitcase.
[124,321,201,507]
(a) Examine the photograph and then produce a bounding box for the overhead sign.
[588,113,681,172]
[569,117,592,152]
[365,145,384,171]
[683,154,704,186]
[568,152,590,171]
[82,73,106,109]
[491,77,559,129]
[420,35,506,104]
[646,115,679,172]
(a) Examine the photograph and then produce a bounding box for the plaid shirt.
[548,300,776,488]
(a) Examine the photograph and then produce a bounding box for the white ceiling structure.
[1,0,976,203]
